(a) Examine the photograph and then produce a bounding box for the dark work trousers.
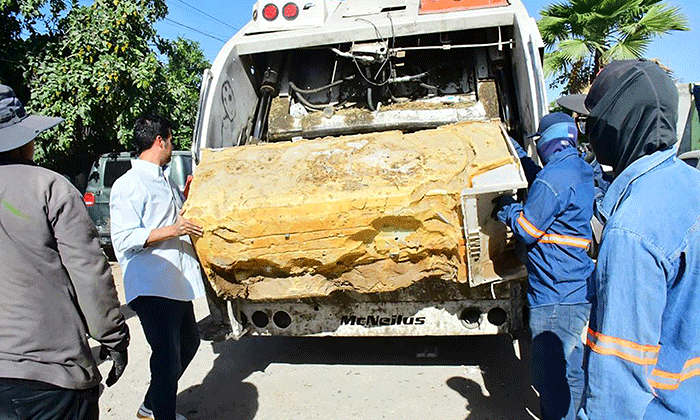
[129,296,200,420]
[0,379,98,420]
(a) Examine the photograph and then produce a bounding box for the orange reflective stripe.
[588,328,660,353]
[516,213,590,248]
[587,328,659,366]
[649,358,700,390]
[540,234,591,249]
[652,358,700,379]
[653,370,683,380]
[516,213,544,239]
[586,338,659,366]
[649,380,680,391]
[649,369,700,390]
[588,332,700,391]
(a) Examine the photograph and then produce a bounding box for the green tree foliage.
[1,0,210,178]
[27,0,167,172]
[158,37,210,149]
[538,0,689,94]
[0,5,25,92]
[0,0,66,99]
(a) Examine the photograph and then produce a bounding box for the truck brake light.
[282,2,299,20]
[263,3,279,21]
[84,192,95,207]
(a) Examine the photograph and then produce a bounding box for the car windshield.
[104,160,133,188]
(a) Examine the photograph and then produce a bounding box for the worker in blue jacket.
[558,60,700,419]
[493,112,595,420]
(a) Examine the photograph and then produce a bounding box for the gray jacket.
[0,157,129,389]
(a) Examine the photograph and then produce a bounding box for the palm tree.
[538,0,689,94]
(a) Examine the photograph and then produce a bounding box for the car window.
[182,156,192,177]
[104,160,133,187]
[682,157,699,169]
[169,155,193,190]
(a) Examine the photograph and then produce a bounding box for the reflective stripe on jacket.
[498,147,594,307]
[580,149,700,419]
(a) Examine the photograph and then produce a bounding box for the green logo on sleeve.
[1,200,32,222]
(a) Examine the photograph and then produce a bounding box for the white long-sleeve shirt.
[110,158,204,303]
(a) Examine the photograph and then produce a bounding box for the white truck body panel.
[194,0,547,156]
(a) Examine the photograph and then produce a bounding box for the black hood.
[587,60,678,174]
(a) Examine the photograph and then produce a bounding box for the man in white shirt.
[110,116,205,420]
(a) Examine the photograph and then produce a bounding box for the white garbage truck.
[186,0,549,339]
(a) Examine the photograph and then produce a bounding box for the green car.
[83,151,193,255]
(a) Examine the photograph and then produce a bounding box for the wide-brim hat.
[1,85,63,153]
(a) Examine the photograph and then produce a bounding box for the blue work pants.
[530,303,591,420]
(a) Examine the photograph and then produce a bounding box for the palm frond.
[537,0,686,91]
[541,1,577,19]
[638,0,665,7]
[543,50,571,78]
[603,37,648,61]
[557,39,593,62]
[633,4,689,33]
[538,16,570,46]
[603,44,640,61]
[594,0,642,20]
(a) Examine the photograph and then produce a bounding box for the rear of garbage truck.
[186,0,548,338]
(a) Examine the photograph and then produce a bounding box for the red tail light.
[183,175,193,200]
[84,192,95,207]
[282,2,299,20]
[263,3,279,21]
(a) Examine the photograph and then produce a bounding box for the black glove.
[491,194,516,220]
[100,345,128,387]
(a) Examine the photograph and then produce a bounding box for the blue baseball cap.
[529,112,576,139]
[531,112,578,164]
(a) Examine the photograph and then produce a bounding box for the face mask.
[536,122,577,164]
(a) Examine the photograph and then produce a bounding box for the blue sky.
[154,0,699,96]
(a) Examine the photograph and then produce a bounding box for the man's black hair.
[133,116,172,155]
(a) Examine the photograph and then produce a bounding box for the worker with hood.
[558,59,700,419]
[493,112,595,420]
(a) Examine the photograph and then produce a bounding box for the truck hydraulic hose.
[251,53,287,142]
[289,85,329,111]
[251,91,273,141]
[288,75,355,95]
[387,70,431,84]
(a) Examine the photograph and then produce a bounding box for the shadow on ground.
[176,333,539,420]
[447,334,540,420]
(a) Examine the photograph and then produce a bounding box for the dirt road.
[97,263,539,420]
